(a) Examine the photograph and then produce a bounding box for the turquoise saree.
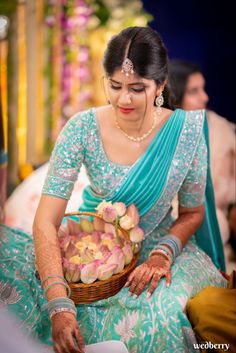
[0,108,226,353]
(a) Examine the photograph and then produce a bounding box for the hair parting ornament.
[121,57,134,76]
[121,36,135,76]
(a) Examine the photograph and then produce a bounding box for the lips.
[119,107,134,114]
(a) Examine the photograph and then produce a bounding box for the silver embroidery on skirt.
[0,281,22,305]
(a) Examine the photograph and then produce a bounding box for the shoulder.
[207,110,236,149]
[69,107,97,127]
[70,105,111,127]
[207,110,236,132]
[56,108,97,144]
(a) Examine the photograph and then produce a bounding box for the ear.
[155,80,167,96]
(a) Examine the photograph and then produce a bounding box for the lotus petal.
[130,226,144,243]
[80,261,99,284]
[98,263,117,281]
[113,202,126,217]
[80,218,94,233]
[126,204,140,227]
[119,215,134,230]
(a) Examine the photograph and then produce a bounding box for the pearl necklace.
[115,111,157,143]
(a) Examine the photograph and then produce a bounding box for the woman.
[0,27,226,353]
[168,59,236,247]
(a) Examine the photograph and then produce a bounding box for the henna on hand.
[52,312,85,353]
[125,253,172,297]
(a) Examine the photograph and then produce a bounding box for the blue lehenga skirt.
[0,225,226,353]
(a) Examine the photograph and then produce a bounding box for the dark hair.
[103,26,171,108]
[168,59,203,108]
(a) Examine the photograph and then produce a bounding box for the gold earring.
[155,92,164,115]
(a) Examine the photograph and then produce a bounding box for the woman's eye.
[110,85,121,90]
[131,87,145,93]
[109,84,145,92]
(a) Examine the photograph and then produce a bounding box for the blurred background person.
[168,59,236,269]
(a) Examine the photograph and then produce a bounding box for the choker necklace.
[115,112,157,143]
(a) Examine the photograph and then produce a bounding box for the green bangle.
[42,275,65,286]
[44,281,71,297]
[42,297,76,313]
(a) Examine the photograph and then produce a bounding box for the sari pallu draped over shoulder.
[80,109,225,271]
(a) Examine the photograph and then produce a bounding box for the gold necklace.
[115,111,157,143]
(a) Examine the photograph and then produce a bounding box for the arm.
[127,133,207,297]
[169,203,205,247]
[33,196,84,353]
[33,114,85,353]
[170,132,208,247]
[33,195,68,300]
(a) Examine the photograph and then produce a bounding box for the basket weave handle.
[64,211,130,242]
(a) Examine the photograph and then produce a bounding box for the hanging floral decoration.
[44,0,93,152]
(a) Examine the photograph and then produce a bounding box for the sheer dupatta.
[80,109,225,270]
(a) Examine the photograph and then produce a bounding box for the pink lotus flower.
[80,248,95,264]
[101,232,122,251]
[80,261,99,284]
[91,231,102,245]
[58,224,69,238]
[65,264,81,283]
[126,204,140,227]
[113,202,126,217]
[102,206,117,223]
[96,201,112,215]
[68,255,81,265]
[67,218,81,235]
[99,244,112,259]
[122,243,134,265]
[80,235,93,244]
[98,263,117,281]
[129,226,144,243]
[101,239,116,252]
[80,218,94,233]
[93,217,105,232]
[104,223,116,237]
[59,234,71,253]
[119,215,134,230]
[94,251,105,261]
[107,247,125,274]
[64,242,78,259]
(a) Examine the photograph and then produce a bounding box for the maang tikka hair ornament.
[121,58,134,76]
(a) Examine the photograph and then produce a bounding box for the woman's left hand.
[125,253,172,298]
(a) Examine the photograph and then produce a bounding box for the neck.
[115,110,158,143]
[116,111,154,136]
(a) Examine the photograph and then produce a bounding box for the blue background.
[142,0,235,122]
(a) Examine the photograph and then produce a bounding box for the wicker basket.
[64,211,138,304]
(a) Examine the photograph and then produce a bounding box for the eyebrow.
[109,78,146,86]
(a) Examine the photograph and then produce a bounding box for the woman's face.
[106,68,160,122]
[182,72,209,110]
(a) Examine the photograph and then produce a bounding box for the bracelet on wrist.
[50,307,77,320]
[42,274,66,286]
[155,244,173,259]
[149,248,172,263]
[42,296,77,319]
[157,234,183,259]
[44,281,71,298]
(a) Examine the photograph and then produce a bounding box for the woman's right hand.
[51,312,85,353]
